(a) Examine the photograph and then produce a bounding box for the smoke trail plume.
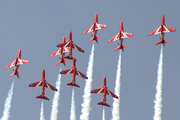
[0,81,14,120]
[80,43,95,120]
[111,51,121,120]
[70,87,76,120]
[102,106,105,120]
[40,100,45,120]
[153,45,163,120]
[50,66,62,120]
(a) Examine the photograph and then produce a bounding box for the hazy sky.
[0,1,179,120]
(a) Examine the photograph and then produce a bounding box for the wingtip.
[148,33,152,36]
[107,40,111,44]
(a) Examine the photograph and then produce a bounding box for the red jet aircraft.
[82,13,107,43]
[108,21,133,51]
[148,14,176,45]
[60,58,88,88]
[4,49,28,78]
[57,31,84,60]
[50,36,69,65]
[29,69,57,100]
[91,77,118,107]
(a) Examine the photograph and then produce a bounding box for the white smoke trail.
[111,50,121,120]
[0,81,15,120]
[80,43,95,120]
[102,106,105,120]
[153,44,163,120]
[40,100,45,120]
[50,66,62,120]
[70,87,76,120]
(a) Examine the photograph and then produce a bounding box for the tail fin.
[56,59,67,65]
[155,40,168,45]
[36,95,49,100]
[67,82,80,88]
[9,72,20,77]
[98,102,111,107]
[88,37,100,43]
[114,45,126,51]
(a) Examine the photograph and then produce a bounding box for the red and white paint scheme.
[29,69,57,101]
[148,14,176,45]
[4,49,28,78]
[60,58,88,88]
[82,13,107,43]
[50,36,70,65]
[108,21,133,51]
[57,31,84,60]
[91,77,118,107]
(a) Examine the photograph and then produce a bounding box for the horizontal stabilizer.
[56,60,67,65]
[98,102,111,107]
[9,72,20,77]
[114,45,126,51]
[88,37,100,43]
[155,40,168,45]
[9,73,15,77]
[67,82,80,88]
[36,95,49,101]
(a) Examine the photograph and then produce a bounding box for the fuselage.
[118,22,124,50]
[41,69,46,97]
[14,49,21,74]
[160,15,165,44]
[67,31,73,59]
[92,14,98,42]
[71,58,76,85]
[102,77,107,104]
[60,36,66,62]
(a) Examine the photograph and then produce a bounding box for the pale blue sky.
[0,1,179,120]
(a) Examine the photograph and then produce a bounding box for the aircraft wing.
[18,58,29,65]
[50,48,69,58]
[91,88,104,94]
[60,68,87,79]
[60,68,73,75]
[108,33,119,43]
[148,25,176,36]
[29,80,57,91]
[44,81,57,91]
[72,43,84,53]
[75,69,88,79]
[95,23,107,30]
[108,32,133,43]
[4,58,28,69]
[59,41,84,53]
[4,60,16,69]
[29,81,43,87]
[82,23,107,35]
[57,42,66,47]
[106,89,118,99]
[82,25,93,35]
[123,32,134,38]
[163,26,176,33]
[148,26,161,36]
